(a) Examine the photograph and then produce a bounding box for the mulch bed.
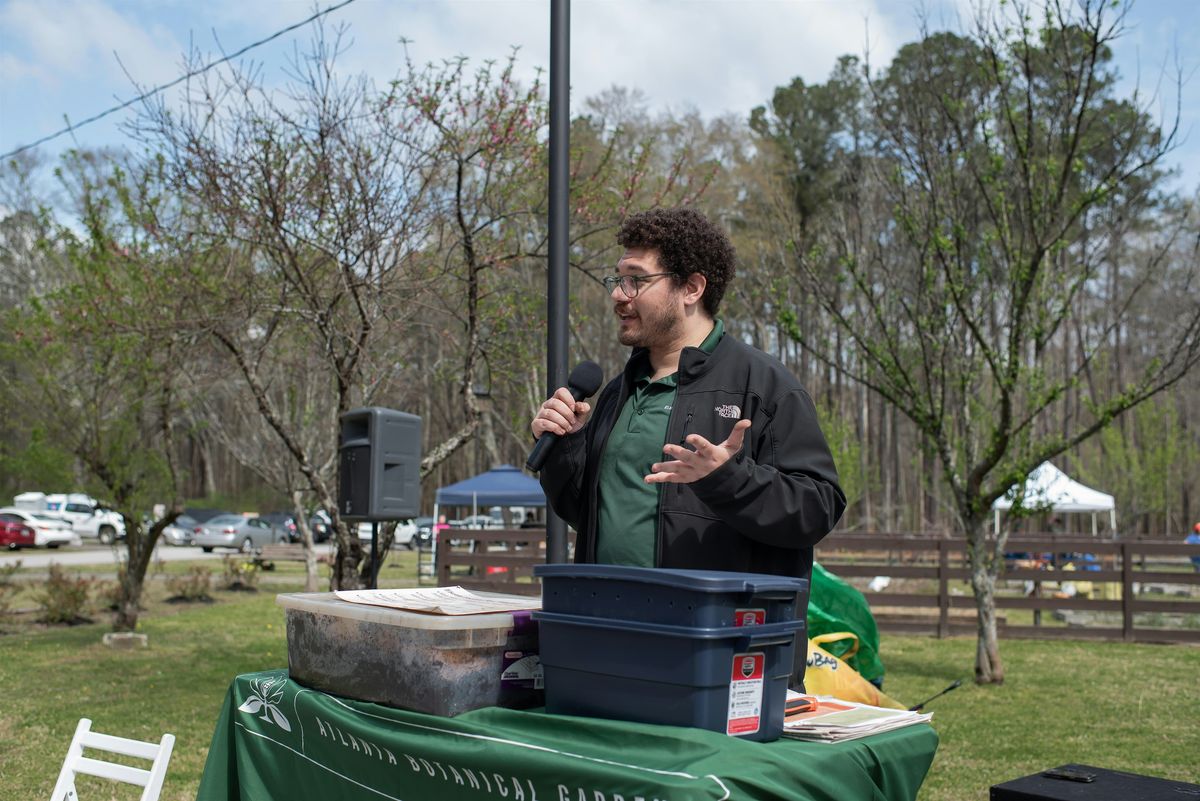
[165,595,216,604]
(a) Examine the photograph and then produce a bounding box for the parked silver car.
[193,514,285,553]
[160,514,198,546]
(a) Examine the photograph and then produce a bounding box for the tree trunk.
[966,521,1005,684]
[113,523,151,632]
[478,400,501,470]
[924,450,939,533]
[114,567,144,631]
[859,381,872,527]
[292,491,319,593]
[198,433,217,498]
[332,528,364,591]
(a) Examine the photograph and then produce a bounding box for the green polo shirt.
[595,319,724,566]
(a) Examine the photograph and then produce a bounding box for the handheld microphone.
[526,360,604,472]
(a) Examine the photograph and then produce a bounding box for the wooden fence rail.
[816,534,1200,643]
[434,528,566,596]
[432,529,1200,643]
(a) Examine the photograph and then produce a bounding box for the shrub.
[98,565,146,613]
[220,557,260,592]
[98,564,125,611]
[0,561,21,626]
[34,564,94,624]
[167,566,214,601]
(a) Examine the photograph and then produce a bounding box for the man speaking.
[530,207,845,683]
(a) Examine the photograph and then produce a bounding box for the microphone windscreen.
[567,360,604,398]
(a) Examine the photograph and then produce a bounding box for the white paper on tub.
[334,586,542,615]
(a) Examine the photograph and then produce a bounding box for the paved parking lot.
[0,542,335,569]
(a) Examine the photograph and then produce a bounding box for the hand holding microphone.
[527,361,603,472]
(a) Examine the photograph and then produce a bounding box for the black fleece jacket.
[540,334,846,584]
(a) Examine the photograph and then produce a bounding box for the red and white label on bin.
[726,652,765,736]
[733,608,765,626]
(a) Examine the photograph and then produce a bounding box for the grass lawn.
[1,553,1197,800]
[881,635,1200,798]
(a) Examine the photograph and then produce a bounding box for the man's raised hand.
[645,419,751,484]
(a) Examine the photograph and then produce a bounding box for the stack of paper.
[782,693,932,742]
[334,587,541,615]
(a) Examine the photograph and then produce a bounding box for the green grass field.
[1,553,1197,800]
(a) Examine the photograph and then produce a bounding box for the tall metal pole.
[546,0,570,564]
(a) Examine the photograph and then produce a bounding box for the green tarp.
[807,563,886,684]
[198,671,937,801]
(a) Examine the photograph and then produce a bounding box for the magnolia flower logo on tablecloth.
[237,675,292,731]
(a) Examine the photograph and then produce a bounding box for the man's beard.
[617,302,682,349]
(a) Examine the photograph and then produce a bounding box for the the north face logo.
[715,404,741,419]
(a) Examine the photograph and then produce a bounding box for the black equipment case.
[990,764,1200,800]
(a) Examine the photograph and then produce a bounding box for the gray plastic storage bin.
[534,564,808,628]
[278,593,541,716]
[533,610,804,742]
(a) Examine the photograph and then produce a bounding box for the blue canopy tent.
[434,464,547,509]
[431,464,547,572]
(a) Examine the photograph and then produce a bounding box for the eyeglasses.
[602,272,675,298]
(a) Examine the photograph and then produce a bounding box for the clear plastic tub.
[277,592,541,716]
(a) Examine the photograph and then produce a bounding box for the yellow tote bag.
[805,633,907,710]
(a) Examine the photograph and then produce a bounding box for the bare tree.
[183,336,337,591]
[131,25,440,588]
[767,0,1200,682]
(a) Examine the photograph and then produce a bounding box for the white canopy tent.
[992,462,1117,536]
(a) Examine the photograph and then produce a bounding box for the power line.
[1,0,360,161]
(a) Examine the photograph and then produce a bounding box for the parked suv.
[260,512,298,542]
[45,494,125,544]
[308,510,333,543]
[411,517,441,548]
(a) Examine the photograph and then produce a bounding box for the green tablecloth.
[198,671,938,801]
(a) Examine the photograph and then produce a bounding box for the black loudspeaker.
[990,764,1200,800]
[338,408,421,522]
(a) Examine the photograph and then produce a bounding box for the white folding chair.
[50,718,175,801]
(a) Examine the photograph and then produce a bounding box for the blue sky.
[1,0,1197,191]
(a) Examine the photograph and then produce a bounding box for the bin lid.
[533,609,806,639]
[277,592,528,631]
[533,564,807,594]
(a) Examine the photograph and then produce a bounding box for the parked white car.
[356,519,419,549]
[451,513,505,529]
[0,507,79,548]
[14,492,125,544]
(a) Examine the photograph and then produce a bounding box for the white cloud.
[0,51,52,84]
[0,0,1195,189]
[1,0,183,90]
[283,0,906,120]
[562,0,895,116]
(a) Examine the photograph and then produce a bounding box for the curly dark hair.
[616,207,736,317]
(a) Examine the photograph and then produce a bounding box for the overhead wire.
[1,0,360,161]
